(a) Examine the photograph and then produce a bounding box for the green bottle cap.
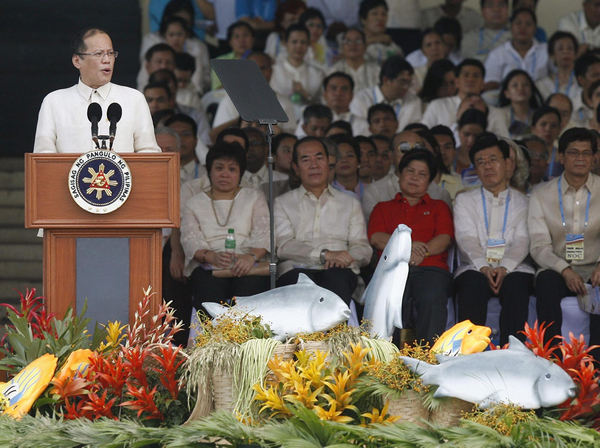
[228,228,234,233]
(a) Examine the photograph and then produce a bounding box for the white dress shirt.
[180,175,210,211]
[274,184,372,276]
[484,40,550,84]
[34,79,160,153]
[405,50,463,68]
[365,42,404,66]
[421,5,484,34]
[454,187,534,277]
[571,91,594,127]
[387,0,421,29]
[558,10,600,48]
[180,187,270,276]
[421,95,509,138]
[241,164,270,189]
[536,73,582,103]
[361,171,452,222]
[180,160,207,185]
[350,86,423,133]
[269,60,325,103]
[461,27,512,63]
[326,60,380,93]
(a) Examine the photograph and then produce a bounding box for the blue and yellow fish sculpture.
[431,320,491,356]
[0,353,58,419]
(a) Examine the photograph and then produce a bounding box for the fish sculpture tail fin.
[399,356,434,376]
[202,302,230,319]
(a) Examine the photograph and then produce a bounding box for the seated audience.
[498,69,543,139]
[331,135,365,200]
[513,0,547,43]
[241,127,270,188]
[368,148,454,344]
[274,137,372,307]
[528,127,600,357]
[371,134,393,180]
[455,108,488,183]
[138,43,176,91]
[454,135,534,346]
[165,113,207,183]
[428,126,463,199]
[174,52,202,109]
[367,104,399,139]
[298,7,329,69]
[355,136,378,184]
[431,124,458,174]
[271,132,297,182]
[521,134,549,189]
[461,0,511,63]
[505,138,530,194]
[181,142,270,316]
[558,0,600,52]
[546,93,575,135]
[351,56,423,132]
[296,104,333,138]
[320,72,369,136]
[571,53,600,127]
[326,121,353,137]
[359,0,403,65]
[422,0,484,34]
[406,29,449,92]
[587,79,600,130]
[211,21,256,91]
[419,59,457,106]
[531,106,562,179]
[264,0,306,62]
[536,31,581,103]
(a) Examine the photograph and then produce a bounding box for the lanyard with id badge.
[482,187,510,264]
[559,177,591,261]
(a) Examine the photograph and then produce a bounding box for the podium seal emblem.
[68,150,132,214]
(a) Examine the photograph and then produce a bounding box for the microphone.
[87,102,102,148]
[107,103,122,150]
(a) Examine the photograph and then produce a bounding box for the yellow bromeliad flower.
[101,321,126,349]
[322,370,358,414]
[313,401,354,423]
[0,353,58,419]
[361,401,401,425]
[253,384,292,418]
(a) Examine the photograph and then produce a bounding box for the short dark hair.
[162,0,195,25]
[456,58,486,79]
[323,71,355,92]
[299,7,325,27]
[546,93,573,114]
[144,81,171,99]
[558,127,598,154]
[371,134,391,147]
[145,43,176,62]
[512,0,538,8]
[292,136,329,164]
[434,17,462,48]
[575,52,600,81]
[285,23,310,42]
[342,27,366,43]
[243,126,267,148]
[548,31,578,57]
[419,59,456,103]
[332,135,361,162]
[272,133,297,154]
[367,103,396,125]
[165,113,198,136]
[152,109,175,128]
[469,135,510,164]
[458,108,488,130]
[227,21,255,41]
[430,125,457,149]
[206,141,247,179]
[510,7,537,26]
[216,127,250,151]
[403,123,428,132]
[327,120,353,136]
[149,69,177,93]
[71,28,109,55]
[355,135,377,153]
[398,148,438,182]
[589,79,600,100]
[419,28,441,50]
[532,105,561,127]
[359,0,388,19]
[303,104,333,123]
[175,52,196,73]
[379,55,414,85]
[416,128,451,175]
[498,69,543,109]
[159,15,189,37]
[480,0,508,8]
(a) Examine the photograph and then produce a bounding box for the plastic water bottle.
[225,229,236,254]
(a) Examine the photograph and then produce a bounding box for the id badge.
[566,234,584,260]
[486,239,505,264]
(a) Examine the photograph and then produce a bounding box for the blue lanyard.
[511,46,536,77]
[558,176,591,231]
[548,146,556,176]
[477,27,507,55]
[555,71,575,96]
[509,107,531,126]
[481,187,510,238]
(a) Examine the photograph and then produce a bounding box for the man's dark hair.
[303,104,333,123]
[323,72,355,92]
[292,136,329,164]
[558,127,598,154]
[434,17,462,48]
[417,128,451,175]
[456,58,486,79]
[285,23,310,42]
[332,134,361,162]
[430,125,457,149]
[165,113,197,137]
[327,120,353,136]
[404,123,428,132]
[359,0,388,20]
[398,148,438,182]
[371,134,391,147]
[355,135,377,153]
[206,141,247,179]
[162,0,195,24]
[227,21,255,41]
[458,108,488,130]
[216,127,250,151]
[243,126,267,147]
[175,52,196,73]
[299,7,325,28]
[546,93,573,114]
[379,55,414,84]
[531,105,561,127]
[512,0,538,8]
[71,28,109,55]
[469,135,510,164]
[342,27,366,43]
[481,0,508,8]
[145,43,176,62]
[149,69,177,94]
[367,103,396,125]
[510,7,537,25]
[548,31,578,57]
[152,109,175,128]
[273,133,297,154]
[144,81,171,99]
[159,15,190,37]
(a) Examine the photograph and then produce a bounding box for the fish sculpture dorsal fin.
[296,273,316,285]
[435,354,454,363]
[506,335,533,354]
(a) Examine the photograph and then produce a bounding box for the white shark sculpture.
[361,224,412,340]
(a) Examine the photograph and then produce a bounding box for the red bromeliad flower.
[519,320,560,359]
[88,352,128,398]
[121,384,164,420]
[81,390,118,420]
[63,397,95,420]
[555,332,600,374]
[559,358,600,420]
[149,345,185,401]
[122,346,150,389]
[0,289,56,344]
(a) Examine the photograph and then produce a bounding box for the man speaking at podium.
[33,28,160,153]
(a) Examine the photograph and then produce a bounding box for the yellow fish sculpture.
[431,320,491,356]
[0,353,58,418]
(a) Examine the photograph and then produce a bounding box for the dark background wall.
[0,1,142,157]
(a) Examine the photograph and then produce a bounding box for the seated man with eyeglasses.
[529,127,600,357]
[362,130,452,222]
[34,27,160,153]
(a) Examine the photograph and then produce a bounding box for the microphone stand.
[260,120,277,290]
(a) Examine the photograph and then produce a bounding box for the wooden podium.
[24,153,180,323]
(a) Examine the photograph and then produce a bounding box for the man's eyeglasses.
[342,38,364,45]
[564,149,594,158]
[76,51,119,59]
[397,142,425,152]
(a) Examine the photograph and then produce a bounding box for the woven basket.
[271,342,297,361]
[299,341,331,361]
[213,369,235,412]
[385,390,429,426]
[428,398,475,427]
